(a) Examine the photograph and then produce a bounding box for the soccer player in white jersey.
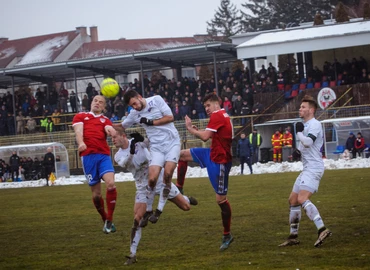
[112,130,197,265]
[279,95,332,248]
[114,90,181,223]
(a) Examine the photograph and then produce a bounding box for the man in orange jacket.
[283,128,293,147]
[271,129,283,162]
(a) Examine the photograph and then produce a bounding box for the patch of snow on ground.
[1,158,369,189]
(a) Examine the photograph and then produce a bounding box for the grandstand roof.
[70,36,218,59]
[321,116,370,124]
[0,42,236,87]
[254,118,301,127]
[236,20,370,59]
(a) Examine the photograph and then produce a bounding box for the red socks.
[92,196,106,222]
[106,187,117,221]
[219,200,232,235]
[176,160,188,189]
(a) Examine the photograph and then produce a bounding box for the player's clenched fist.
[140,117,153,126]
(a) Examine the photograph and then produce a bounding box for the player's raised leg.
[176,149,193,194]
[176,160,188,194]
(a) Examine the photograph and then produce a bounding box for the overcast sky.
[1,0,247,41]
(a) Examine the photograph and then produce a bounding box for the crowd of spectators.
[0,55,369,137]
[0,86,78,136]
[0,154,60,182]
[302,56,369,87]
[108,67,264,123]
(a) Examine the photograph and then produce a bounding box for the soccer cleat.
[188,196,198,206]
[314,228,332,247]
[220,234,234,251]
[124,254,137,265]
[148,209,162,224]
[139,211,153,228]
[103,220,116,234]
[279,234,300,247]
[110,223,116,233]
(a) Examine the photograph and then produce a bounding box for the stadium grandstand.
[0,18,370,174]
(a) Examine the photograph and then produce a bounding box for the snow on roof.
[0,30,78,68]
[0,47,16,60]
[139,41,195,51]
[237,20,370,48]
[15,35,70,66]
[70,37,206,59]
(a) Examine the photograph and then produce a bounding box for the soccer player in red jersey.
[72,95,118,234]
[177,93,234,251]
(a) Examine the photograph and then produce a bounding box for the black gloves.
[130,139,136,155]
[130,132,144,142]
[292,149,301,161]
[129,132,144,155]
[140,117,154,126]
[296,122,304,133]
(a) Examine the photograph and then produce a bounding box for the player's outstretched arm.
[185,115,212,142]
[73,124,86,152]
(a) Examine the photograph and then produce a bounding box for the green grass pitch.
[1,168,369,269]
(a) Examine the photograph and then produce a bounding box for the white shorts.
[292,170,324,194]
[135,182,181,204]
[149,143,180,167]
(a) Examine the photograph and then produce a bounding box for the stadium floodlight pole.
[11,76,16,132]
[213,52,219,96]
[140,60,145,97]
[74,68,79,112]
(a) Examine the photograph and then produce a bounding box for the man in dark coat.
[43,147,55,186]
[9,151,20,181]
[237,132,253,175]
[345,132,356,158]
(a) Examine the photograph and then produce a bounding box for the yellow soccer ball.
[100,78,120,98]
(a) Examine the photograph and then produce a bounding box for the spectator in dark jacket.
[48,89,59,113]
[69,91,79,113]
[9,151,20,181]
[237,132,253,175]
[172,103,182,121]
[240,100,251,125]
[0,112,6,136]
[179,101,191,119]
[194,95,206,119]
[6,112,15,135]
[190,109,198,120]
[43,147,55,186]
[233,95,243,117]
[345,132,356,157]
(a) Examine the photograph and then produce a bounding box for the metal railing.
[1,104,370,170]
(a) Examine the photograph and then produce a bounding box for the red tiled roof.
[70,37,212,60]
[0,30,79,68]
